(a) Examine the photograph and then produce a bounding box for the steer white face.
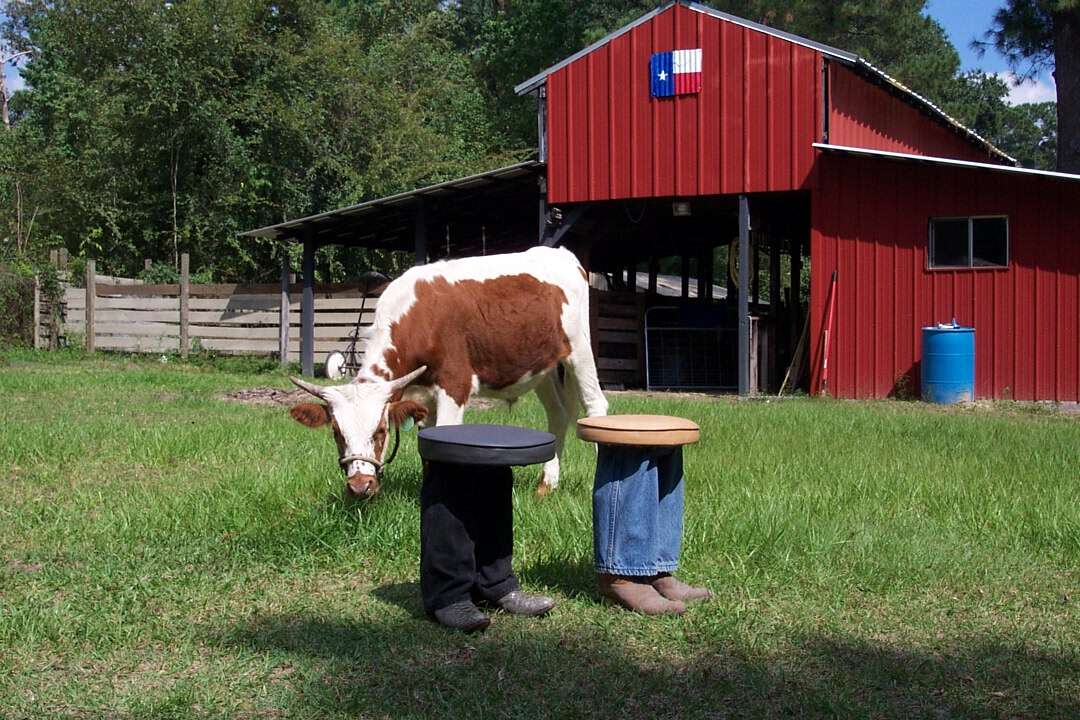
[289,366,428,498]
[319,383,394,479]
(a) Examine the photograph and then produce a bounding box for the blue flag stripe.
[650,51,674,97]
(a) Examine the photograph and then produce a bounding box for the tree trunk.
[1054,10,1080,173]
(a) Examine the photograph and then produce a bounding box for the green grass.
[1,349,1078,719]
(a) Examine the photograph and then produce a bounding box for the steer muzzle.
[346,473,381,498]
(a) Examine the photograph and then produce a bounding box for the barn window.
[929,216,1009,269]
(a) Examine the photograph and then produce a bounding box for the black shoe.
[495,590,555,617]
[432,600,491,632]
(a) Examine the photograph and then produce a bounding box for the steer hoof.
[534,480,554,498]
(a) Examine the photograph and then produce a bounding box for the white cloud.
[995,70,1057,106]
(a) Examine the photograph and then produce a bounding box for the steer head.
[289,366,428,498]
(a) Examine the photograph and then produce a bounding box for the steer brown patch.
[381,275,572,405]
[290,403,331,428]
[578,266,588,282]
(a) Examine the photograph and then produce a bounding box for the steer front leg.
[534,373,569,497]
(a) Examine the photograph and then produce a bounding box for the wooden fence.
[49,255,646,385]
[61,256,380,365]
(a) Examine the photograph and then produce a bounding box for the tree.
[982,0,1080,171]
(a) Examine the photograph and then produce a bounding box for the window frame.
[928,215,1009,271]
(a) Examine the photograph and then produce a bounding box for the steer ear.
[388,400,428,428]
[290,403,331,428]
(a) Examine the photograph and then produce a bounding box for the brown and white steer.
[289,246,608,498]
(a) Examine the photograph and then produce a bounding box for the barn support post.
[681,254,690,298]
[279,251,290,366]
[738,196,750,397]
[179,253,190,359]
[301,230,316,377]
[537,177,548,245]
[85,259,96,353]
[414,198,427,266]
[648,254,658,295]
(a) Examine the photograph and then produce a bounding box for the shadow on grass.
[216,611,1080,719]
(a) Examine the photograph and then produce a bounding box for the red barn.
[244,0,1080,403]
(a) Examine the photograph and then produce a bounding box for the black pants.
[420,462,519,613]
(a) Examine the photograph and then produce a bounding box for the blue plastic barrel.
[921,325,975,403]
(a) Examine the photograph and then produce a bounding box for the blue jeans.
[592,444,684,576]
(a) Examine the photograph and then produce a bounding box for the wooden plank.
[96,282,179,297]
[597,316,638,331]
[189,296,277,311]
[85,260,96,352]
[597,357,638,371]
[85,296,179,311]
[598,301,638,318]
[598,330,637,344]
[94,322,181,338]
[97,335,179,352]
[179,253,189,359]
[287,298,380,311]
[96,309,182,323]
[196,338,279,353]
[288,326,372,340]
[190,325,284,340]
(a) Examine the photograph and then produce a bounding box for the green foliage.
[137,261,214,285]
[2,0,506,280]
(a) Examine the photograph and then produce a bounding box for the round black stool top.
[418,424,556,467]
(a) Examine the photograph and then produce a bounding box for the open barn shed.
[242,0,1080,402]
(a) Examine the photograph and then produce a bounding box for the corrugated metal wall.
[809,153,1080,402]
[545,3,821,204]
[828,64,999,164]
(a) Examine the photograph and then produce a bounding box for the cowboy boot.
[432,600,491,632]
[598,574,686,615]
[651,573,712,603]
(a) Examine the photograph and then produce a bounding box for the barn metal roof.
[514,0,1012,163]
[239,160,543,241]
[814,144,1080,181]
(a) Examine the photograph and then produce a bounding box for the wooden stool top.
[576,414,700,447]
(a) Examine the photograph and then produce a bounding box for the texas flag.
[650,48,702,97]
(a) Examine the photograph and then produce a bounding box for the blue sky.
[1,1,1058,105]
[924,0,1057,104]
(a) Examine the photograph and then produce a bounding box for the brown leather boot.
[598,574,686,615]
[651,573,712,603]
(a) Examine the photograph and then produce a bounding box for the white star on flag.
[658,70,668,81]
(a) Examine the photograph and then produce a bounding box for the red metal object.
[545,3,821,204]
[809,152,1080,401]
[827,65,1002,164]
[820,270,838,396]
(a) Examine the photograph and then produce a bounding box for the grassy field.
[1,349,1078,719]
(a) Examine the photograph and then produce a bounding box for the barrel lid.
[576,414,700,447]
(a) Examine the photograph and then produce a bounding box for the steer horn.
[290,376,328,399]
[389,365,428,390]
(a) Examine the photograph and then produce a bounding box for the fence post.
[179,253,190,359]
[85,259,96,352]
[279,253,290,365]
[32,275,41,350]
